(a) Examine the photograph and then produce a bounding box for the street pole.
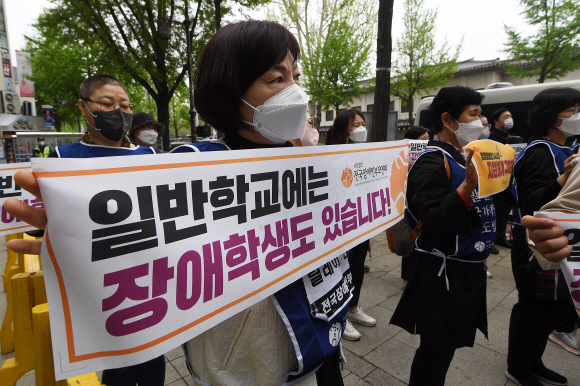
[184,0,197,142]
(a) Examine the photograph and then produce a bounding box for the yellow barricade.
[1,233,24,354]
[32,304,67,386]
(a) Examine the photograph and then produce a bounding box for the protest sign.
[408,140,428,166]
[0,162,44,235]
[34,141,408,379]
[465,140,515,198]
[534,212,580,318]
[509,143,527,161]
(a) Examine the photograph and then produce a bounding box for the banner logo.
[390,151,408,215]
[341,167,353,188]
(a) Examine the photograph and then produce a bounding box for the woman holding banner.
[6,21,349,386]
[390,86,493,386]
[325,109,377,342]
[506,87,580,386]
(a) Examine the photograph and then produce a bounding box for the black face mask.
[84,103,133,142]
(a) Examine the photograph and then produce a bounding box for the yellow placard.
[465,140,516,198]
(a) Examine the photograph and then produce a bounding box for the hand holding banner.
[534,212,580,318]
[465,140,516,198]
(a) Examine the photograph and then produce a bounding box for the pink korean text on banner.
[0,162,44,235]
[34,141,409,380]
[534,212,580,318]
[408,140,428,167]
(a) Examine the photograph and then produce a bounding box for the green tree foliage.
[503,0,580,83]
[27,0,268,145]
[268,0,377,128]
[390,0,460,127]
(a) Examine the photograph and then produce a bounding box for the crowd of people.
[4,19,580,386]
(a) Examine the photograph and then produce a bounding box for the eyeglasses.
[83,98,135,113]
[307,118,315,126]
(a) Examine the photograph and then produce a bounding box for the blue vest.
[172,141,347,383]
[410,146,496,263]
[511,140,572,224]
[56,142,156,158]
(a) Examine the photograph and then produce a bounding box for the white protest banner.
[534,212,580,318]
[35,141,409,380]
[408,140,428,166]
[0,162,44,235]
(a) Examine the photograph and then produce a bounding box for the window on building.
[353,106,361,111]
[326,110,334,121]
[389,101,395,111]
[367,104,374,111]
[401,101,410,113]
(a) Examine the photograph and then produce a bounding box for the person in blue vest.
[507,87,580,386]
[10,74,165,386]
[390,86,494,386]
[33,136,51,157]
[170,20,348,386]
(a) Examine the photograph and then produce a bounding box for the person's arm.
[522,215,571,263]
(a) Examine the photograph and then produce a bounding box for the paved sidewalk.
[1,233,579,386]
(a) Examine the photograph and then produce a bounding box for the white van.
[415,79,580,141]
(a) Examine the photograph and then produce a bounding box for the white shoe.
[343,320,361,341]
[347,307,377,327]
[486,270,493,279]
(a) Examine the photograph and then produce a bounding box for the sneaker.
[533,365,568,385]
[363,265,370,273]
[490,246,499,254]
[505,370,543,386]
[347,307,377,327]
[343,320,361,341]
[496,237,513,248]
[549,331,580,355]
[486,270,493,279]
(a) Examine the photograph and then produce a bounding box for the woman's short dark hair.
[429,86,484,133]
[404,125,428,140]
[490,108,509,127]
[79,75,128,100]
[194,20,301,135]
[528,87,580,136]
[326,109,364,145]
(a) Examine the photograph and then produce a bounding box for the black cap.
[130,112,166,137]
[37,136,45,141]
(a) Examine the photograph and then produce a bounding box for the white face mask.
[242,84,310,143]
[557,114,580,137]
[38,141,45,146]
[349,127,367,143]
[502,118,514,130]
[138,129,158,146]
[445,118,484,147]
[479,125,490,139]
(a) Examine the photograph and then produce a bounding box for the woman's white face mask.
[241,84,310,143]
[444,118,484,147]
[557,114,580,137]
[137,129,158,146]
[349,127,367,143]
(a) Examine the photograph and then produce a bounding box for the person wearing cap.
[129,112,165,148]
[33,136,51,157]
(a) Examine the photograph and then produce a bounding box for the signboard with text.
[466,140,515,198]
[35,141,409,379]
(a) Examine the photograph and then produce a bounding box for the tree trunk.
[408,95,415,128]
[372,0,394,142]
[214,0,221,31]
[315,102,322,131]
[156,95,171,151]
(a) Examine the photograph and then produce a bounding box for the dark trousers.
[409,341,455,386]
[315,348,344,386]
[101,355,166,386]
[555,301,579,333]
[492,190,513,242]
[507,226,569,376]
[348,239,369,307]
